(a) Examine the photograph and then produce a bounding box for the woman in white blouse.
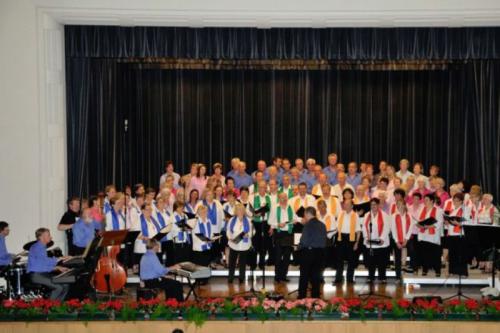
[226,203,254,283]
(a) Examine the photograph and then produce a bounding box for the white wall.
[0,0,67,253]
[0,0,43,251]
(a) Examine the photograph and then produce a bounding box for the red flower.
[397,299,411,309]
[464,299,479,311]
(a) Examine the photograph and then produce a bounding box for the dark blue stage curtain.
[65,26,500,199]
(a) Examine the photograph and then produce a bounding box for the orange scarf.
[337,211,357,242]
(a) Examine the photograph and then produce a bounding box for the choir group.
[4,154,495,297]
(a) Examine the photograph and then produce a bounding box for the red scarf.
[395,213,411,244]
[479,205,495,220]
[419,206,437,235]
[390,203,397,215]
[444,200,453,213]
[452,207,463,233]
[365,210,384,237]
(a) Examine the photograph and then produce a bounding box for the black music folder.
[185,212,196,219]
[195,233,222,242]
[231,231,247,244]
[123,230,140,244]
[295,206,305,218]
[367,239,383,245]
[353,202,370,216]
[312,194,321,199]
[254,205,269,216]
[176,218,193,230]
[443,214,467,223]
[417,217,437,226]
[224,210,233,219]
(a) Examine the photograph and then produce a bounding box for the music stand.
[465,225,500,288]
[443,220,472,301]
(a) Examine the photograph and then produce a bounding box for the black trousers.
[173,243,192,263]
[274,245,292,281]
[251,221,270,269]
[390,239,403,279]
[335,236,357,282]
[298,248,324,299]
[406,236,418,270]
[228,248,249,282]
[418,241,442,274]
[143,277,184,302]
[192,250,211,266]
[365,247,389,281]
[162,240,175,266]
[447,236,468,276]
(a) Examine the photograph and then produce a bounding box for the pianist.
[140,239,184,302]
[27,228,71,301]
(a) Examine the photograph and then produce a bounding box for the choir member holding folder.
[170,201,193,264]
[416,193,444,277]
[444,192,471,277]
[226,203,255,283]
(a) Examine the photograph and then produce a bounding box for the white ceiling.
[33,0,500,27]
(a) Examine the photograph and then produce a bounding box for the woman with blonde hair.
[226,203,254,283]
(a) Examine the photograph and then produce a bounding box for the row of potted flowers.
[1,297,499,325]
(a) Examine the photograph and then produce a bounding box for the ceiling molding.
[33,0,500,27]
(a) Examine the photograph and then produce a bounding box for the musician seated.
[0,222,15,270]
[140,239,184,302]
[27,228,71,301]
[72,208,98,255]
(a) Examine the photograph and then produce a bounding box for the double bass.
[92,231,127,293]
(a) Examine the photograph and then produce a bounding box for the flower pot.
[479,313,500,321]
[311,312,342,320]
[48,313,79,321]
[78,311,110,321]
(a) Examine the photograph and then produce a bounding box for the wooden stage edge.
[3,321,500,333]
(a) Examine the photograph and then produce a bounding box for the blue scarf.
[204,200,218,226]
[140,215,161,243]
[104,200,111,214]
[155,211,169,242]
[174,213,189,243]
[198,220,212,251]
[229,216,250,243]
[185,202,196,214]
[110,208,121,230]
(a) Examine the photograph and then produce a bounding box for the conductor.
[297,207,327,299]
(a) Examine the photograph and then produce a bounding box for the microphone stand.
[443,217,471,300]
[358,216,390,300]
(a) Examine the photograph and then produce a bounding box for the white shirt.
[315,196,342,218]
[396,170,414,184]
[362,210,390,249]
[477,204,498,225]
[290,194,316,212]
[128,205,142,232]
[337,210,362,234]
[332,183,355,201]
[159,171,181,188]
[105,209,126,231]
[226,217,254,251]
[268,204,300,232]
[170,211,191,244]
[249,193,272,221]
[317,212,337,239]
[416,205,443,245]
[192,218,214,252]
[445,205,471,237]
[134,217,160,254]
[390,211,414,243]
[194,200,224,234]
[155,208,173,240]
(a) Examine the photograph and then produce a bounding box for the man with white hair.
[323,153,338,185]
[227,157,241,179]
[232,161,253,189]
[396,159,414,184]
[332,172,354,201]
[251,160,269,181]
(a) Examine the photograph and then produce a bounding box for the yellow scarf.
[294,196,308,211]
[353,195,369,204]
[337,211,357,242]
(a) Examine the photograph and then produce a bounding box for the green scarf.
[279,186,294,199]
[253,194,271,222]
[277,205,294,234]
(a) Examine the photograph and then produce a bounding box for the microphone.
[124,119,128,132]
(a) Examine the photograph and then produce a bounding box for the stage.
[3,319,500,333]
